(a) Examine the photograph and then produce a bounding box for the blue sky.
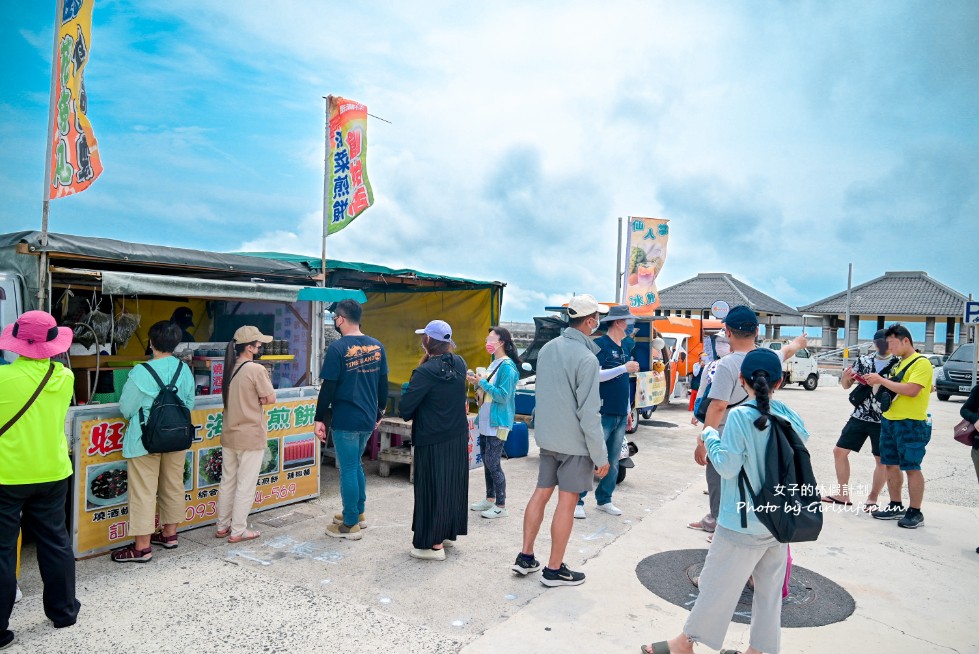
[2,1,977,333]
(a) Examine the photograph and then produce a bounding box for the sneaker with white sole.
[326,523,363,540]
[481,506,508,519]
[14,585,22,603]
[897,509,924,529]
[470,499,495,511]
[333,512,367,528]
[596,503,622,516]
[511,553,541,575]
[410,547,446,561]
[540,563,586,587]
[574,504,586,519]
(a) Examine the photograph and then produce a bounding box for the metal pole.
[971,293,977,388]
[843,263,852,364]
[615,216,623,303]
[38,0,65,312]
[321,95,331,290]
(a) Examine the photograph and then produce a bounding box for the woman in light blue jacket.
[643,348,807,654]
[112,321,195,563]
[467,327,520,519]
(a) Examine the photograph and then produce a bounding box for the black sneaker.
[540,563,585,587]
[511,554,541,576]
[897,510,924,529]
[0,630,15,650]
[871,503,906,520]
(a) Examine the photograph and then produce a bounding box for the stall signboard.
[467,415,482,470]
[624,217,670,317]
[634,371,667,410]
[70,387,320,558]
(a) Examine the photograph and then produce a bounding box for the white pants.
[216,447,263,537]
[684,526,788,654]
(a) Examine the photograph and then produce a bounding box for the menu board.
[70,387,320,558]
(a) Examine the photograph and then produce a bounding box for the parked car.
[935,343,977,401]
[924,354,944,387]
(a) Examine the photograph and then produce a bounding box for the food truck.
[0,231,504,557]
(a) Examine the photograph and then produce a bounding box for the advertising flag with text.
[49,0,103,199]
[326,96,374,234]
[624,217,670,317]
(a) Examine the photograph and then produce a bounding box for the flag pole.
[39,0,65,311]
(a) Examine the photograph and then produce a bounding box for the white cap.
[566,294,610,319]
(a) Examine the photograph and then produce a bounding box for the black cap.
[170,307,194,328]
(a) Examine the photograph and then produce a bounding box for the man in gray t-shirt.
[688,306,804,534]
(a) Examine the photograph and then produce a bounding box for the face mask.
[590,319,600,335]
[715,343,731,357]
[485,342,499,354]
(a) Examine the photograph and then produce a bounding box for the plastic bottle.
[926,412,933,435]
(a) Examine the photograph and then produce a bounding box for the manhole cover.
[255,511,317,528]
[636,549,854,628]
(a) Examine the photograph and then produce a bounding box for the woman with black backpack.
[113,321,195,563]
[642,348,810,654]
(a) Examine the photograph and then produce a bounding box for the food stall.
[0,231,505,556]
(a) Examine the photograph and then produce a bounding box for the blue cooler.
[514,390,535,416]
[504,422,529,458]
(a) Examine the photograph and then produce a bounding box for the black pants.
[0,478,80,633]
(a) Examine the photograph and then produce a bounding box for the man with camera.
[823,329,897,511]
[863,324,932,529]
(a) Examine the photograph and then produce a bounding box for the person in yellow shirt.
[863,324,933,529]
[0,311,81,649]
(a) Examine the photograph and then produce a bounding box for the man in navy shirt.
[314,300,388,540]
[575,305,639,518]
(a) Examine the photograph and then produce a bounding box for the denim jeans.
[333,430,372,526]
[578,414,627,506]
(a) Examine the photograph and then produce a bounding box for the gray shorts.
[537,449,595,494]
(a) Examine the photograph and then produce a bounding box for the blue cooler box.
[514,390,535,416]
[504,422,529,458]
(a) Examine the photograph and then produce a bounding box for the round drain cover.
[635,549,855,628]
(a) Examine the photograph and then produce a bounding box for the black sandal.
[111,544,152,563]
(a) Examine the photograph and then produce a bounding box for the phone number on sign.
[185,501,217,522]
[254,483,298,505]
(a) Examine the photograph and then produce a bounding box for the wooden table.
[377,417,414,482]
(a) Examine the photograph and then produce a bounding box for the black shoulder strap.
[140,362,167,390]
[168,360,184,387]
[890,355,924,383]
[228,360,259,387]
[0,363,55,438]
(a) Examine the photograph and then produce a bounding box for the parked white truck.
[761,340,819,390]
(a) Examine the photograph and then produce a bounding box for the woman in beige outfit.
[216,326,275,543]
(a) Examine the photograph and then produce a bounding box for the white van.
[761,340,819,391]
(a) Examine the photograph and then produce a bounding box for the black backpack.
[737,411,823,543]
[139,361,194,453]
[693,376,746,423]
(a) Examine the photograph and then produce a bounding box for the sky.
[1,1,977,331]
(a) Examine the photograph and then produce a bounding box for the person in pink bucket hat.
[0,311,80,648]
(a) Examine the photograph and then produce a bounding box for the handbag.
[953,419,977,446]
[0,363,55,437]
[848,357,897,407]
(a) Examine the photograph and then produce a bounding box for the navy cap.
[723,305,758,332]
[741,348,782,382]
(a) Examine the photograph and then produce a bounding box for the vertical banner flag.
[326,96,374,234]
[49,0,103,199]
[624,217,670,316]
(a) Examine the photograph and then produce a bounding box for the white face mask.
[590,318,600,335]
[715,342,731,357]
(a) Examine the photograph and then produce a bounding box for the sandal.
[228,529,262,543]
[640,642,672,654]
[821,496,853,506]
[150,532,178,549]
[862,501,879,514]
[111,544,153,563]
[215,528,231,538]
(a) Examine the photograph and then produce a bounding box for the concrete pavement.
[9,382,977,653]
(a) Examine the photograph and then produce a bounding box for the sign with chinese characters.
[624,217,670,317]
[325,95,374,235]
[70,389,319,558]
[49,0,103,199]
[633,371,667,410]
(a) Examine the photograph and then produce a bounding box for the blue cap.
[723,305,758,332]
[415,319,455,346]
[741,348,782,382]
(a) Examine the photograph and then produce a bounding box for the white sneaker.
[442,539,456,548]
[574,505,586,519]
[470,499,494,512]
[14,584,22,603]
[410,547,446,561]
[596,503,622,516]
[481,507,508,519]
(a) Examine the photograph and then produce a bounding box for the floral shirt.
[851,353,898,423]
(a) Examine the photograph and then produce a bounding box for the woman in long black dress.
[400,320,470,561]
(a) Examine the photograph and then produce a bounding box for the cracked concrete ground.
[9,380,977,653]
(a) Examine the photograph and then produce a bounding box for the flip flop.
[215,528,231,538]
[640,642,671,654]
[821,496,853,506]
[228,530,262,543]
[862,503,878,514]
[686,521,708,531]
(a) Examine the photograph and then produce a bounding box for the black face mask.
[254,345,264,359]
